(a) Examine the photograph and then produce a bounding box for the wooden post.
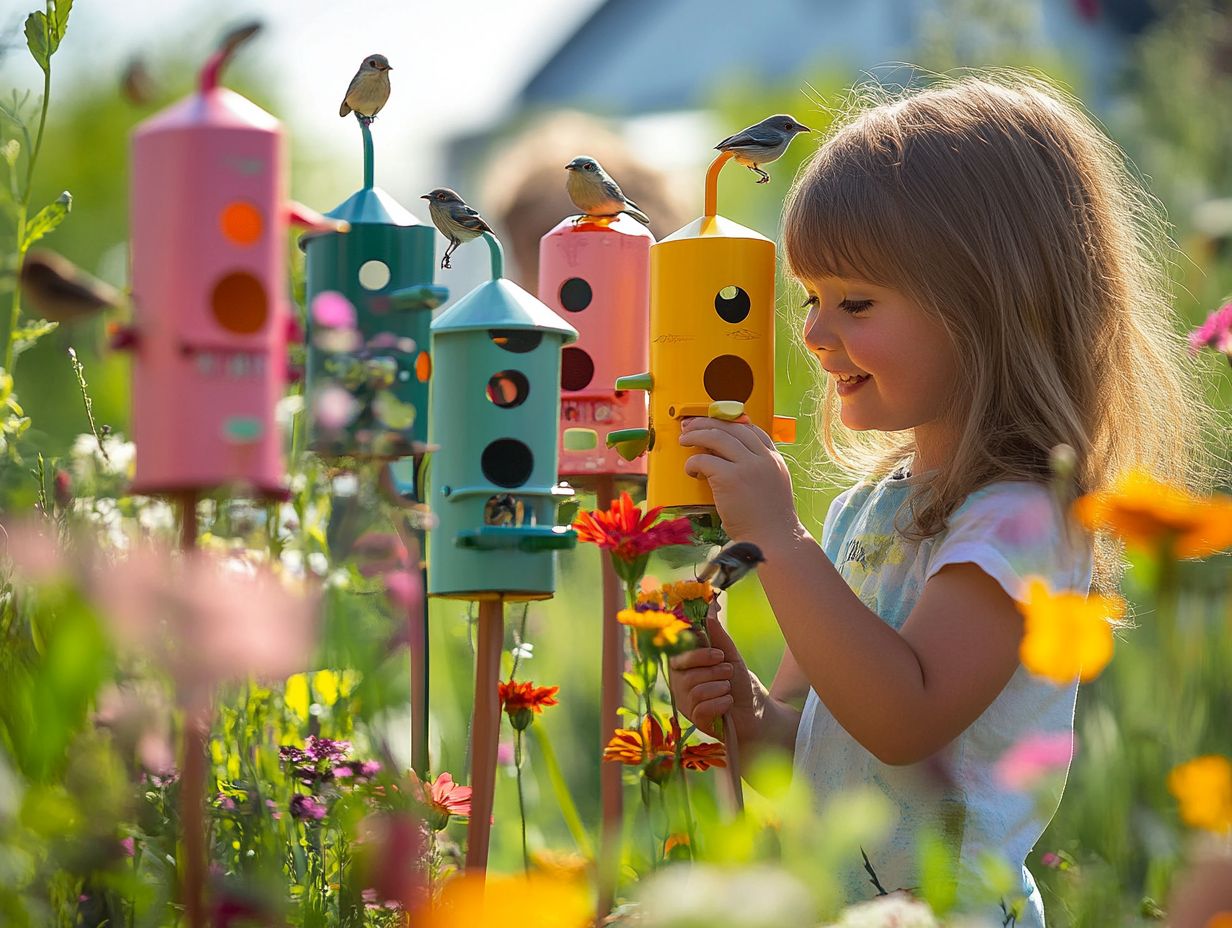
[465,597,504,872]
[595,476,623,921]
[177,491,207,928]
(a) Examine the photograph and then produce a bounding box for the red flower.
[573,492,693,567]
[603,715,726,783]
[498,680,560,730]
[409,771,472,830]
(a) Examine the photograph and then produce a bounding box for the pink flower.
[290,794,327,821]
[995,731,1074,790]
[120,837,135,857]
[311,291,357,330]
[1189,302,1232,357]
[409,771,472,830]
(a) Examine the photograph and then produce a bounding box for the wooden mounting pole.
[177,490,207,928]
[465,597,504,872]
[596,476,623,921]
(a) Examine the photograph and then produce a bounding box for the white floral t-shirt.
[793,467,1093,927]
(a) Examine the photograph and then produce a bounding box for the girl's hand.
[668,603,759,742]
[678,416,800,548]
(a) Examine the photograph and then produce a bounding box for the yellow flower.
[617,608,691,649]
[1168,756,1232,833]
[530,848,590,881]
[423,873,591,928]
[636,588,665,608]
[662,580,714,608]
[1073,470,1232,559]
[1018,577,1122,684]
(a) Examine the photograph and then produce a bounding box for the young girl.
[669,74,1211,925]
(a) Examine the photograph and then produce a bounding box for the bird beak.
[801,124,813,132]
[419,194,430,200]
[564,163,575,171]
[386,65,393,71]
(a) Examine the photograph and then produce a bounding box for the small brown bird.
[483,493,524,527]
[564,156,650,224]
[20,249,123,324]
[420,188,494,270]
[697,541,765,591]
[339,54,392,123]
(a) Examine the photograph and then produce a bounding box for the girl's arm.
[680,418,1024,766]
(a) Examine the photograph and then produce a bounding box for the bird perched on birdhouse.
[714,114,811,184]
[422,188,494,270]
[339,54,392,123]
[564,156,650,224]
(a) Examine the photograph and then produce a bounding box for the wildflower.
[530,848,590,881]
[1018,577,1121,685]
[409,771,472,831]
[618,607,692,654]
[662,579,713,609]
[215,793,237,812]
[1072,471,1232,559]
[1168,756,1232,833]
[995,731,1074,790]
[573,492,693,581]
[290,795,327,821]
[1188,301,1232,359]
[305,735,352,762]
[636,587,666,609]
[603,715,726,784]
[497,680,559,731]
[120,836,135,857]
[422,873,591,928]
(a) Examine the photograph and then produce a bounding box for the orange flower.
[408,771,472,830]
[422,873,591,928]
[636,587,666,609]
[618,607,692,651]
[663,579,714,608]
[603,715,726,783]
[572,492,694,568]
[1073,471,1232,559]
[1168,756,1232,833]
[498,680,559,731]
[1018,577,1122,685]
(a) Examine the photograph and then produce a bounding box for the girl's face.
[800,275,961,470]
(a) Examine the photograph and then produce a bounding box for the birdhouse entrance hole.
[211,271,268,334]
[715,286,751,324]
[486,370,530,408]
[559,277,593,312]
[481,438,534,488]
[488,329,542,353]
[560,347,594,391]
[703,355,754,404]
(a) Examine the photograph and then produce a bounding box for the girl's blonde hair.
[783,72,1219,591]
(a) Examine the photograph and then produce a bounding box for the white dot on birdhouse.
[358,260,391,290]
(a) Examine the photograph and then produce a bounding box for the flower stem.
[515,729,529,874]
[529,723,593,856]
[661,656,696,857]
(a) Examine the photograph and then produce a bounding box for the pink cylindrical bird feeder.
[539,215,652,482]
[123,24,340,497]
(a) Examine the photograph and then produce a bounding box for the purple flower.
[289,794,327,821]
[333,764,355,779]
[279,745,310,766]
[215,793,237,811]
[120,837,135,857]
[357,760,382,778]
[265,799,282,821]
[305,736,351,763]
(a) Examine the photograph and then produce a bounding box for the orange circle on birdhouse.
[211,271,268,334]
[415,351,432,382]
[220,202,264,245]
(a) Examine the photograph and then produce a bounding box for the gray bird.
[714,114,811,184]
[697,541,765,591]
[420,188,494,270]
[565,156,650,225]
[21,249,123,324]
[339,54,392,124]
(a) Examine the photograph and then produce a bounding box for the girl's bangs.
[784,143,912,289]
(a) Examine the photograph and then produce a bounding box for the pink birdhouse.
[538,214,652,481]
[122,24,340,497]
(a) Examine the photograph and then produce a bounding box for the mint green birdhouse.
[428,234,579,601]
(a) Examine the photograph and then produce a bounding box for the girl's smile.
[802,275,962,470]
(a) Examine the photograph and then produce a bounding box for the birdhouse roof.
[135,86,279,135]
[660,214,771,244]
[431,279,578,343]
[542,214,656,241]
[326,187,421,227]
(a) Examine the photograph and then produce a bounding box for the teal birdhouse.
[302,122,446,459]
[428,235,579,601]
